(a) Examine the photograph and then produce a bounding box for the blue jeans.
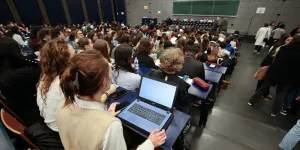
[279,120,300,150]
[283,89,300,110]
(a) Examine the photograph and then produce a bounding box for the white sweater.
[37,76,64,132]
[12,34,26,46]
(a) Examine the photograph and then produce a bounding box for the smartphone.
[112,90,128,100]
[115,102,129,112]
[182,75,189,81]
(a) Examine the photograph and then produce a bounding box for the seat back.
[1,109,39,150]
[0,94,26,126]
[138,66,152,75]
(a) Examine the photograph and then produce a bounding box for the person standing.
[253,23,270,55]
[247,35,294,117]
[219,17,228,32]
[279,120,300,150]
[268,35,300,116]
[272,24,286,44]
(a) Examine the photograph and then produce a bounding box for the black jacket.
[0,37,41,125]
[148,70,190,114]
[178,54,205,79]
[134,52,158,69]
[0,67,41,125]
[268,45,300,89]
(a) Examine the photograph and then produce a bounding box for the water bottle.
[134,57,139,70]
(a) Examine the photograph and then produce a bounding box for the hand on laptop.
[108,84,117,95]
[148,129,167,147]
[108,102,121,116]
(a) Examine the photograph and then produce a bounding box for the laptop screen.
[139,77,177,109]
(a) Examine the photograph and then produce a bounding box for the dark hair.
[132,32,143,46]
[60,50,110,106]
[116,30,124,41]
[38,28,51,44]
[201,37,210,52]
[263,23,269,27]
[163,35,168,42]
[97,32,103,39]
[285,34,300,48]
[10,26,21,35]
[39,39,70,104]
[104,36,113,44]
[119,34,130,44]
[279,24,285,29]
[77,37,89,49]
[220,41,227,49]
[164,41,173,49]
[69,30,76,41]
[51,28,62,39]
[186,38,195,46]
[93,39,111,63]
[178,37,186,50]
[225,37,231,43]
[0,37,24,80]
[75,30,83,38]
[114,45,135,83]
[185,44,200,55]
[87,31,96,43]
[137,38,152,54]
[30,26,42,39]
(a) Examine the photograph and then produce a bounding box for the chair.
[1,109,39,150]
[138,66,152,75]
[0,93,26,125]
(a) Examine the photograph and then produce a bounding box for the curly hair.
[159,48,184,73]
[39,39,70,105]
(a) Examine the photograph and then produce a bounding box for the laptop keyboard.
[128,103,166,125]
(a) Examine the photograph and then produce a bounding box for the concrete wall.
[125,0,300,35]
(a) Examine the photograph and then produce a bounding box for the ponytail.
[60,66,78,106]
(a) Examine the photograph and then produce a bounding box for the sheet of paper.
[256,7,266,14]
[178,76,193,85]
[186,78,193,85]
[155,59,160,66]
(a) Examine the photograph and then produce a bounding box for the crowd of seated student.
[0,20,244,149]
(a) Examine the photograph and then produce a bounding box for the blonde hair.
[272,46,282,57]
[208,47,219,63]
[159,48,184,73]
[154,40,164,53]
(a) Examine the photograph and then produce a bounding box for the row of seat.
[172,20,213,29]
[173,20,213,26]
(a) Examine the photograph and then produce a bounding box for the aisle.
[185,43,300,150]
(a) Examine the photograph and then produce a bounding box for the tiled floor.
[185,43,300,150]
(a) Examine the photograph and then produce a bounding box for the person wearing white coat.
[254,23,270,55]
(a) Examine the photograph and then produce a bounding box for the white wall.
[124,0,300,35]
